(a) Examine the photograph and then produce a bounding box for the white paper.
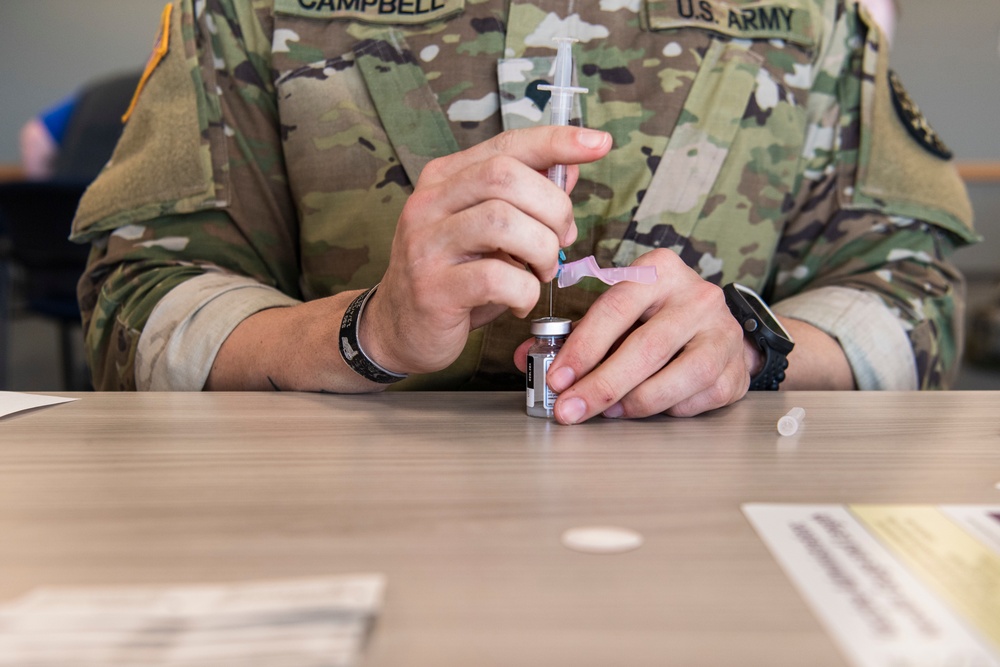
[0,391,77,418]
[0,574,386,666]
[743,504,1000,667]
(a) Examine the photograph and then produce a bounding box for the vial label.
[526,354,558,410]
[526,356,537,407]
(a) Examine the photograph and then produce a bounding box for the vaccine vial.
[526,317,572,419]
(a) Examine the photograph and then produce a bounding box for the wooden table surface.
[1,391,998,666]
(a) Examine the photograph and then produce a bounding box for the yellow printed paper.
[850,505,1000,653]
[743,503,1000,667]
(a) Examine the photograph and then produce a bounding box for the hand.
[363,126,612,375]
[515,249,756,423]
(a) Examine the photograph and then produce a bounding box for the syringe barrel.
[547,163,568,191]
[549,91,573,127]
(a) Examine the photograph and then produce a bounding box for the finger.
[449,201,564,281]
[470,302,510,330]
[512,337,534,373]
[545,250,719,395]
[606,332,747,419]
[377,257,540,374]
[546,282,664,393]
[447,258,542,319]
[419,126,612,185]
[407,157,577,248]
[396,201,562,285]
[551,318,685,424]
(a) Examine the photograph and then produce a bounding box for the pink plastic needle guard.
[557,256,658,288]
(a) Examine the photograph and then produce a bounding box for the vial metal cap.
[531,317,572,336]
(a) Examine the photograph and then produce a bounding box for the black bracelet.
[339,285,408,384]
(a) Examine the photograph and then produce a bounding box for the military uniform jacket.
[73,0,976,392]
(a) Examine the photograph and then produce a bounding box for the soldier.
[73,0,976,424]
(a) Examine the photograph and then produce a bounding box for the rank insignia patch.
[888,69,952,160]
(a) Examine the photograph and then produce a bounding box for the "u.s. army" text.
[675,0,796,33]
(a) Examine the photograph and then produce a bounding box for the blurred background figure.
[3,68,141,390]
[18,113,60,180]
[18,69,141,183]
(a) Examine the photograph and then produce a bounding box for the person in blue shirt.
[19,70,141,182]
[19,94,75,180]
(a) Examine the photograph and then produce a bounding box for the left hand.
[514,248,756,424]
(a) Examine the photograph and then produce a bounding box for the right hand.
[361,126,613,375]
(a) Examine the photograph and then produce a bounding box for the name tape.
[647,0,816,48]
[276,0,464,24]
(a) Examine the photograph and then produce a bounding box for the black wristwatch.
[723,283,794,391]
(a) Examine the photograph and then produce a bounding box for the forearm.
[205,290,390,393]
[740,316,854,391]
[771,221,967,389]
[779,318,855,390]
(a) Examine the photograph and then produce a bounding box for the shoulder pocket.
[72,1,223,242]
[848,8,975,242]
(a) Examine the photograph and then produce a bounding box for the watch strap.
[748,344,788,391]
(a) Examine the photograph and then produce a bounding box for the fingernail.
[577,129,609,149]
[603,402,624,419]
[548,366,576,392]
[559,397,587,425]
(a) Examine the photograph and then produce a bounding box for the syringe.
[538,37,589,191]
[539,37,588,316]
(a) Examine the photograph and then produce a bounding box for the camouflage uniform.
[73,0,976,392]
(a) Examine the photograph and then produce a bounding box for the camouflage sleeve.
[134,271,300,390]
[72,0,300,390]
[767,1,977,389]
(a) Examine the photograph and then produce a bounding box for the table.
[1,391,998,666]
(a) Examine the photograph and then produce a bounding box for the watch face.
[733,284,794,343]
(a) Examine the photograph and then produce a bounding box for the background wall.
[0,0,164,162]
[0,0,998,272]
[891,1,1000,275]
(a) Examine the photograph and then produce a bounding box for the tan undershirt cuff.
[136,273,301,391]
[772,285,918,390]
